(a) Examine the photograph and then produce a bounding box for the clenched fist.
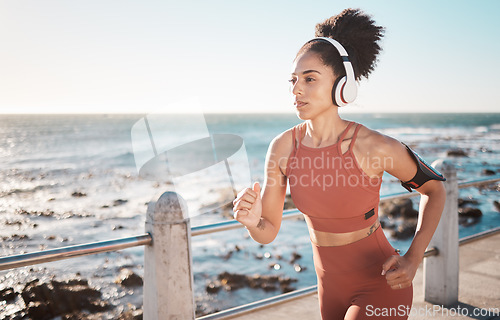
[232,182,262,229]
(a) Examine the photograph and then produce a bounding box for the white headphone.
[306,37,357,107]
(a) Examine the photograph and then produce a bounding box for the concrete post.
[423,160,459,306]
[144,191,195,320]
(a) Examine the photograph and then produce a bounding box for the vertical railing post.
[144,191,195,319]
[423,160,458,305]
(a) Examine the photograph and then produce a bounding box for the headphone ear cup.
[332,76,348,107]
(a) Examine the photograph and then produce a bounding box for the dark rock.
[21,279,51,305]
[277,276,296,286]
[7,311,27,320]
[290,252,302,264]
[5,220,23,227]
[71,191,87,197]
[281,285,295,293]
[278,276,297,293]
[60,312,86,320]
[115,269,143,287]
[458,198,479,207]
[482,169,496,176]
[391,220,417,240]
[494,200,500,212]
[16,209,55,217]
[218,272,247,291]
[458,207,483,218]
[380,199,418,219]
[0,287,16,302]
[459,216,481,227]
[117,309,143,320]
[206,282,221,294]
[447,149,468,157]
[458,207,482,227]
[249,274,296,293]
[20,278,110,318]
[379,219,396,230]
[207,272,298,294]
[1,234,29,241]
[113,199,128,206]
[283,194,296,210]
[260,282,277,292]
[56,278,89,287]
[26,301,52,320]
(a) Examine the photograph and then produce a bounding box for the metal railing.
[0,234,151,271]
[1,170,499,319]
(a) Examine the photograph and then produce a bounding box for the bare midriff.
[308,219,380,247]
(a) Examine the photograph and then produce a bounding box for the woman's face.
[290,51,337,120]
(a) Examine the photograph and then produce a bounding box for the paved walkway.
[227,233,500,320]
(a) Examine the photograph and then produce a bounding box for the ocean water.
[1,113,499,317]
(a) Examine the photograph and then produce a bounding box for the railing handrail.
[0,234,151,271]
[456,175,500,189]
[192,209,303,236]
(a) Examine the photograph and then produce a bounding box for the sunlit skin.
[289,52,338,125]
[233,51,446,291]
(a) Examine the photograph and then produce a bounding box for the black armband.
[400,143,446,192]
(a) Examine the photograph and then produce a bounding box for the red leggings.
[312,227,413,320]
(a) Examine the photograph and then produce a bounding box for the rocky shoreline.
[0,269,143,320]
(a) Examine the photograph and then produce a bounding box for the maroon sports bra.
[286,121,382,233]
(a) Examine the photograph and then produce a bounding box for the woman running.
[233,8,446,320]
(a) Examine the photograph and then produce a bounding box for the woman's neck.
[303,109,348,148]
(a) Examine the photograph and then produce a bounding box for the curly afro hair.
[296,8,384,81]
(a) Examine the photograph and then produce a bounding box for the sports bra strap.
[296,123,306,151]
[349,123,362,150]
[291,123,303,152]
[337,121,355,144]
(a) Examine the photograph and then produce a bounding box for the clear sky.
[1,0,499,114]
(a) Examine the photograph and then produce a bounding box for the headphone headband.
[307,37,349,56]
[306,37,357,106]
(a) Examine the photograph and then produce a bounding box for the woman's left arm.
[382,179,446,290]
[372,135,446,290]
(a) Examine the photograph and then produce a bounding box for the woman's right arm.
[232,132,290,244]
